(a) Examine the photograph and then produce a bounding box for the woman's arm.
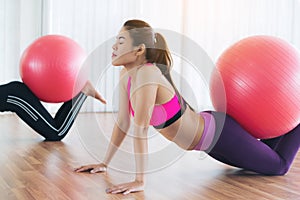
[75,69,131,173]
[105,124,149,195]
[106,65,159,194]
[74,122,129,173]
[132,82,157,183]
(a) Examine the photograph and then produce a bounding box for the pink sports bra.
[127,76,184,129]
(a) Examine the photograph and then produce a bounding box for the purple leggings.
[204,111,300,175]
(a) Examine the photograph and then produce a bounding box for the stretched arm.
[106,65,159,194]
[133,125,149,183]
[74,122,129,173]
[75,69,130,173]
[103,123,129,166]
[104,124,149,195]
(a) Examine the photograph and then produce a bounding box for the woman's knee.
[43,131,67,141]
[43,134,64,141]
[267,160,290,176]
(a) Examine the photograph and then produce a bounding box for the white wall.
[1,0,300,112]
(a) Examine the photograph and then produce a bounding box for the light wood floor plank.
[0,113,299,200]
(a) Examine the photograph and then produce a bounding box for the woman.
[0,80,106,141]
[75,19,300,195]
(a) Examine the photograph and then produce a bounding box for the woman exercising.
[75,19,300,195]
[0,80,106,141]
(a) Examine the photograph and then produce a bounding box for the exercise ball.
[210,35,300,139]
[20,35,88,103]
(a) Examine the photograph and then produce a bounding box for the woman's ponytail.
[149,32,190,111]
[123,19,193,111]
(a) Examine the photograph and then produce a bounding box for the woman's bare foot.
[82,81,106,104]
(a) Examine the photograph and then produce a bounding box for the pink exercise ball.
[210,35,300,139]
[20,35,88,103]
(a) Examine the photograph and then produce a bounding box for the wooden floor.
[0,113,299,200]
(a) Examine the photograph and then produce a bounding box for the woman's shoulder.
[136,63,162,81]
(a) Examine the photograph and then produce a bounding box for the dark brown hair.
[123,19,191,111]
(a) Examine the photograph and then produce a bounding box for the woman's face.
[111,27,137,66]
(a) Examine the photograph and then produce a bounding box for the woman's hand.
[106,180,144,195]
[74,163,107,173]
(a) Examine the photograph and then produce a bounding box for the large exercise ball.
[20,35,87,103]
[210,35,300,139]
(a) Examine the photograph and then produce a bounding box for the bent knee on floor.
[43,131,68,141]
[266,162,290,176]
[44,135,64,141]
